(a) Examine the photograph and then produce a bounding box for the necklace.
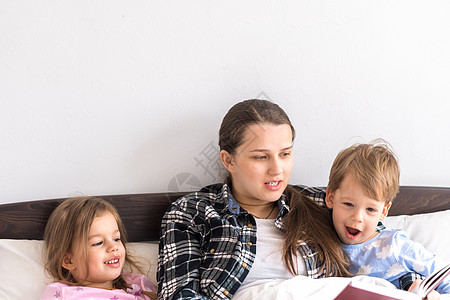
[250,202,277,219]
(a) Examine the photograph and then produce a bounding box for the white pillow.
[0,239,159,300]
[0,239,49,299]
[126,241,159,285]
[384,209,450,264]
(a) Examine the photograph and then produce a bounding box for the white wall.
[1,1,449,204]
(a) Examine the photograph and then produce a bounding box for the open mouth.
[345,226,361,239]
[104,258,119,265]
[265,181,282,191]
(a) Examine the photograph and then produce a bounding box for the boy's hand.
[408,279,441,300]
[426,291,441,300]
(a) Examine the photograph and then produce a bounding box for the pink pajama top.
[40,273,157,300]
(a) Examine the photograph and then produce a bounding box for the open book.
[335,264,450,300]
[411,263,450,298]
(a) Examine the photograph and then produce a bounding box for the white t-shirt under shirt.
[234,218,307,296]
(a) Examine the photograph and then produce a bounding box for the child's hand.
[408,279,441,300]
[425,290,441,300]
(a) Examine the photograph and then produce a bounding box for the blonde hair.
[43,197,153,295]
[328,139,400,204]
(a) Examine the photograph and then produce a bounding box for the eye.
[280,152,291,158]
[367,207,377,213]
[254,155,266,160]
[343,202,353,207]
[92,241,103,247]
[114,237,121,242]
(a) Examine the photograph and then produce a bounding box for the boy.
[324,140,449,295]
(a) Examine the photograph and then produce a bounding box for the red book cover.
[334,283,408,300]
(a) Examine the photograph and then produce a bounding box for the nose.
[351,209,364,223]
[268,157,282,175]
[107,241,119,253]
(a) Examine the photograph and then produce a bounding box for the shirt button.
[223,290,229,296]
[242,262,248,268]
[248,223,253,228]
[247,242,253,246]
[210,249,215,254]
[231,206,237,211]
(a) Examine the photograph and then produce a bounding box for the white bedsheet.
[233,275,450,300]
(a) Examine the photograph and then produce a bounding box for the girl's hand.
[408,279,441,300]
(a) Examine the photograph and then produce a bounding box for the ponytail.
[282,186,351,277]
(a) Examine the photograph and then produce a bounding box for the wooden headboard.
[1,186,449,242]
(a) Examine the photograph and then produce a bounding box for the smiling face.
[63,212,126,289]
[221,123,293,206]
[325,173,391,245]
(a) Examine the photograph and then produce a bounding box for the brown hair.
[219,99,296,154]
[43,197,155,298]
[282,187,351,277]
[328,139,400,204]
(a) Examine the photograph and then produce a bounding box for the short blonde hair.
[327,139,400,204]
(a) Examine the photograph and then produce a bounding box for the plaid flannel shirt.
[157,184,417,299]
[157,183,329,299]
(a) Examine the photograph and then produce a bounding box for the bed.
[1,186,449,299]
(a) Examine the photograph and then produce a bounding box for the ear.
[220,150,235,173]
[325,188,334,209]
[62,253,76,271]
[379,202,392,221]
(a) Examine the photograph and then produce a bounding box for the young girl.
[41,197,157,300]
